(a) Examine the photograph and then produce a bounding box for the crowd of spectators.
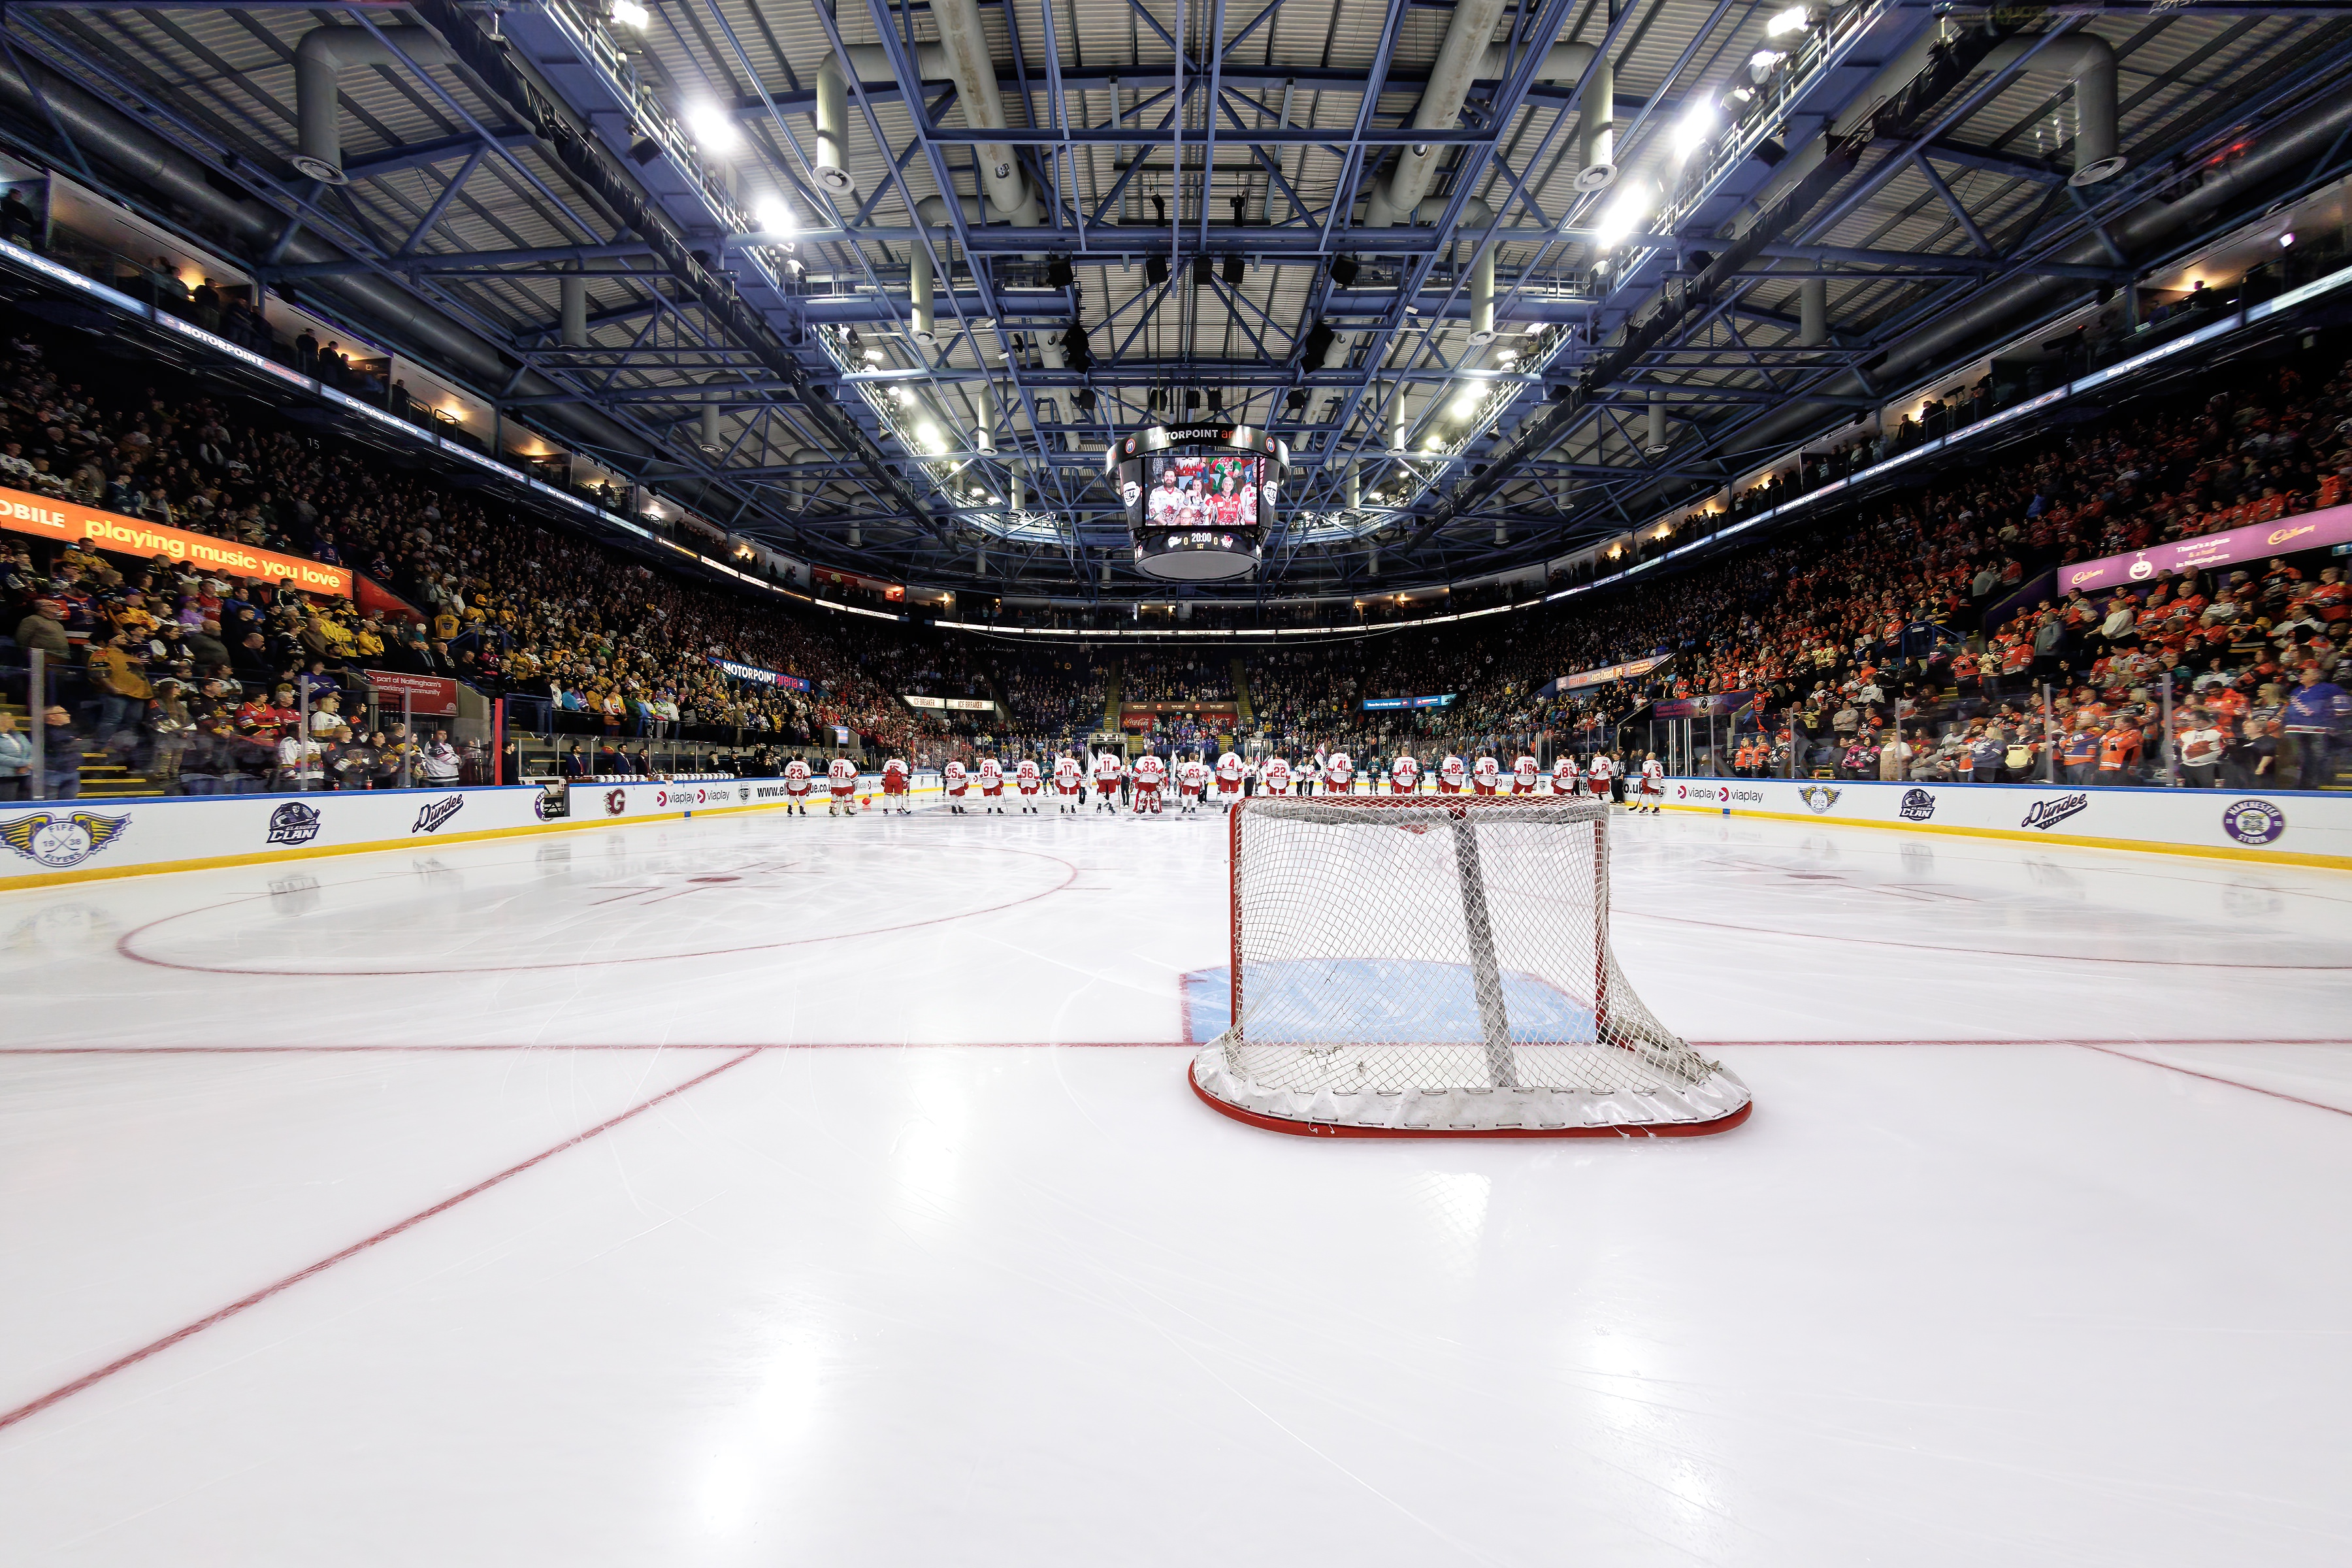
[0,321,951,796]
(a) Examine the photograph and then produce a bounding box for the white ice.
[2,804,2348,1565]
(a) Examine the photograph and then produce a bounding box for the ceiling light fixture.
[685,103,742,157]
[610,0,649,28]
[1765,7,1809,38]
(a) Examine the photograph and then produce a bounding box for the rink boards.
[0,773,941,890]
[1659,775,2352,870]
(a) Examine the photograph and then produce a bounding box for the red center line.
[0,1048,761,1436]
[2072,1043,2352,1120]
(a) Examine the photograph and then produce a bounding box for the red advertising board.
[364,668,459,717]
[0,484,353,596]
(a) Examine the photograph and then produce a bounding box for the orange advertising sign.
[0,484,353,596]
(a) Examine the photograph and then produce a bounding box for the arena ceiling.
[2,1,2350,601]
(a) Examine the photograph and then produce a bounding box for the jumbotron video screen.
[1136,452,1272,534]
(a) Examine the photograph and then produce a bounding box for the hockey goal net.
[1190,795,1750,1137]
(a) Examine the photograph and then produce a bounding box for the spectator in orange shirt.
[2097,720,2142,782]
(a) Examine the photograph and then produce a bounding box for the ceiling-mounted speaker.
[1047,255,1074,289]
[1284,388,1308,414]
[1184,389,1202,410]
[1300,318,1335,371]
[628,138,662,166]
[1207,389,1223,412]
[1063,321,1093,372]
[1221,253,1243,287]
[1330,255,1359,287]
[1145,253,1169,286]
[1192,255,1212,288]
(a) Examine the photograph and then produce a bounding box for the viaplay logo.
[2021,793,2089,831]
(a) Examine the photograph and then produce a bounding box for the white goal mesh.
[1190,796,1750,1136]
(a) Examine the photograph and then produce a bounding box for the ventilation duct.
[1983,34,2123,186]
[814,44,950,195]
[910,240,935,346]
[973,378,994,453]
[792,448,823,511]
[1644,393,1669,455]
[849,523,862,549]
[293,26,452,184]
[1468,243,1497,344]
[559,270,588,348]
[1799,276,1828,347]
[699,378,727,455]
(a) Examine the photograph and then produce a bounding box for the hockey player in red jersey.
[783,754,812,815]
[826,755,858,815]
[1053,751,1084,813]
[1131,750,1168,814]
[977,755,1006,814]
[1512,753,1539,796]
[1015,755,1043,814]
[941,758,970,813]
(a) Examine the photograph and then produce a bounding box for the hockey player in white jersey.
[881,757,911,813]
[1436,753,1467,794]
[1551,753,1580,796]
[783,754,812,814]
[1324,750,1353,796]
[1512,753,1539,796]
[1131,750,1168,815]
[1092,747,1124,812]
[1177,753,1211,815]
[977,755,1006,814]
[1470,753,1501,796]
[1637,751,1667,814]
[1053,751,1084,813]
[826,755,858,815]
[1014,755,1042,814]
[1389,751,1419,795]
[1214,749,1243,809]
[1587,749,1618,804]
[1260,755,1292,796]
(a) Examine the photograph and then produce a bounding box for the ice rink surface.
[3,801,2348,1565]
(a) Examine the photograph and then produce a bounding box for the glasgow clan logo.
[1899,788,1936,822]
[266,802,321,845]
[0,810,130,869]
[1797,785,1841,814]
[2220,798,2287,846]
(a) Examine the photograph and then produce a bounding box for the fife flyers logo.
[0,810,129,869]
[1796,785,1841,814]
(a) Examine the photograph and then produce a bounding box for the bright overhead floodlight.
[1765,7,1809,38]
[1671,96,1718,163]
[753,199,796,237]
[610,0,649,29]
[917,422,945,453]
[685,103,742,157]
[1592,180,1654,252]
[1451,391,1480,419]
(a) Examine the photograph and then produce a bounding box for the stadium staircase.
[0,691,157,799]
[1100,660,1122,732]
[1231,657,1252,729]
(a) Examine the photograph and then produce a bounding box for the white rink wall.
[0,774,941,890]
[1659,775,2352,869]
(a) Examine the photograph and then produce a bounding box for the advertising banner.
[0,483,353,596]
[1362,694,1457,711]
[708,656,812,692]
[1658,775,2351,867]
[1561,654,1668,691]
[2060,500,2352,595]
[363,668,459,717]
[902,694,997,711]
[1650,691,1754,719]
